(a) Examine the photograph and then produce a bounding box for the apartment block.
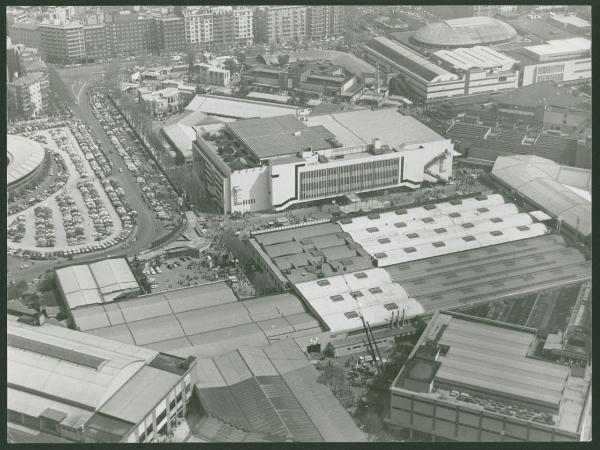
[254,5,307,45]
[307,6,344,41]
[8,72,49,119]
[39,22,85,64]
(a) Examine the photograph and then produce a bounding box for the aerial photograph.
[6,4,592,443]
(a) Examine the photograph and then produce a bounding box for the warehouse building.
[388,311,592,442]
[361,37,519,100]
[69,282,323,357]
[190,339,366,442]
[56,258,140,311]
[7,319,197,443]
[245,194,591,355]
[193,109,453,213]
[491,155,591,243]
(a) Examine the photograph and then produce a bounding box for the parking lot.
[6,126,131,258]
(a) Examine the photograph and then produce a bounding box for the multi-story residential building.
[104,10,156,57]
[8,72,49,119]
[157,16,186,53]
[83,23,109,62]
[183,6,253,51]
[307,6,344,41]
[16,45,48,77]
[8,22,41,49]
[254,5,307,45]
[7,38,20,82]
[39,22,85,64]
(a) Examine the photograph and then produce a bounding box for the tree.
[186,45,196,74]
[7,280,28,300]
[223,58,237,74]
[277,53,290,66]
[235,52,246,66]
[318,364,345,395]
[38,275,56,293]
[322,342,336,358]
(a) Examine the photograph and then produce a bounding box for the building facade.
[193,112,453,213]
[307,6,344,41]
[518,38,591,86]
[183,6,253,51]
[157,16,186,53]
[39,22,85,64]
[254,6,307,45]
[83,24,109,61]
[8,22,41,49]
[104,10,156,57]
[8,72,49,119]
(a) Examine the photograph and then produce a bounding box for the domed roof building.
[412,16,518,48]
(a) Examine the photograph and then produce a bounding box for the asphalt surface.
[8,69,173,285]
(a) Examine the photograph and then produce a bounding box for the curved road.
[9,75,171,285]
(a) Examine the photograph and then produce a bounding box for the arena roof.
[338,194,548,267]
[71,283,323,356]
[363,37,456,82]
[7,134,46,186]
[56,259,140,309]
[394,312,571,410]
[185,94,300,120]
[492,155,591,237]
[193,340,366,442]
[506,16,577,41]
[434,46,517,71]
[226,115,333,160]
[305,108,446,148]
[413,16,517,47]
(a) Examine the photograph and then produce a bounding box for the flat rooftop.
[251,222,374,285]
[185,94,300,120]
[226,115,334,160]
[70,282,323,357]
[505,16,577,41]
[305,108,446,148]
[392,311,590,434]
[523,37,590,57]
[433,46,517,71]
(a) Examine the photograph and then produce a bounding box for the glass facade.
[299,158,399,200]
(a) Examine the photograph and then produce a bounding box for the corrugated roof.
[492,155,591,236]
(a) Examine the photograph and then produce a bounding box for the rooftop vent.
[293,131,301,136]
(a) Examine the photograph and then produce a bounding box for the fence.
[250,218,331,236]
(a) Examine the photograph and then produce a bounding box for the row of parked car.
[7,216,26,243]
[89,90,181,226]
[56,192,87,247]
[49,128,90,179]
[78,180,115,241]
[7,118,69,134]
[34,206,55,247]
[69,121,113,179]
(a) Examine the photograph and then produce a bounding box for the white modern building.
[515,38,591,86]
[432,46,519,94]
[183,6,253,49]
[192,109,454,213]
[193,62,231,86]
